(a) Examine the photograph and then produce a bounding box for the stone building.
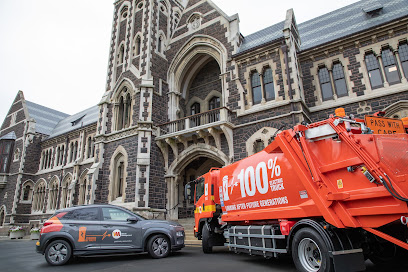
[1,0,408,228]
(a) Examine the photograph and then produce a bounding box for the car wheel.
[44,239,72,266]
[202,225,213,254]
[147,234,170,259]
[292,228,333,272]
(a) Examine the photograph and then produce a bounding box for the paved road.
[0,239,407,272]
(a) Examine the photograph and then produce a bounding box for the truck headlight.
[176,231,184,237]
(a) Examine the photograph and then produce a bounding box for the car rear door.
[65,207,101,251]
[100,207,142,251]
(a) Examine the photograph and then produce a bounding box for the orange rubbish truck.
[185,110,408,272]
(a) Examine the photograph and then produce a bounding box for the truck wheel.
[292,228,333,272]
[202,225,213,254]
[44,239,72,266]
[147,234,170,259]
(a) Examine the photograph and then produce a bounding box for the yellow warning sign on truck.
[365,116,405,134]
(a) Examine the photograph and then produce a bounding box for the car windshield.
[195,178,205,202]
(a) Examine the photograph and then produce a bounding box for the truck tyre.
[147,234,170,259]
[44,239,72,266]
[292,228,333,272]
[202,225,213,254]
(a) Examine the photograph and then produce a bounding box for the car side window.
[71,208,99,221]
[102,207,132,221]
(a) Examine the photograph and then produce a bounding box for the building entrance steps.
[177,218,200,245]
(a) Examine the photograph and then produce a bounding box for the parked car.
[36,204,185,265]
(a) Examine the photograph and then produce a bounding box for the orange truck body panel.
[194,116,408,235]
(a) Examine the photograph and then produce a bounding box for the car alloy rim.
[48,243,68,264]
[152,237,168,256]
[298,238,322,272]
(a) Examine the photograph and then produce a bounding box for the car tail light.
[43,221,53,227]
[41,217,63,233]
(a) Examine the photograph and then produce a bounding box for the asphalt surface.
[1,239,408,272]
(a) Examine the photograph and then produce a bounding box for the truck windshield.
[195,178,205,202]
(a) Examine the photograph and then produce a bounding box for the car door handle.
[103,225,110,228]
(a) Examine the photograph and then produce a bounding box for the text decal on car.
[78,227,111,242]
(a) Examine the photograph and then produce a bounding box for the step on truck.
[185,109,408,272]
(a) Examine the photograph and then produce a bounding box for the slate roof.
[237,0,408,54]
[298,0,408,50]
[0,131,16,140]
[47,105,99,139]
[25,101,69,135]
[237,21,285,54]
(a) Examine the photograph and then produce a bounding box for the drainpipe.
[281,44,296,125]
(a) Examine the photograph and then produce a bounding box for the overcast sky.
[0,0,360,124]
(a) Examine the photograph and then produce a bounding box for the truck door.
[100,207,142,250]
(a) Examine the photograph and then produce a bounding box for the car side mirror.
[127,217,138,223]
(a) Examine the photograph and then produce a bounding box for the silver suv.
[36,204,185,265]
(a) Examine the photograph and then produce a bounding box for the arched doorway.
[165,145,229,220]
[178,156,223,218]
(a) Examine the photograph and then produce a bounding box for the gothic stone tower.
[93,0,243,219]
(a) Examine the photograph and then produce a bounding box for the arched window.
[115,88,132,131]
[136,1,144,11]
[124,93,131,128]
[398,42,408,78]
[33,180,46,212]
[381,48,400,85]
[13,148,20,162]
[40,151,45,170]
[22,182,33,202]
[48,179,59,211]
[110,153,126,201]
[118,96,125,130]
[0,207,4,226]
[73,142,78,162]
[44,150,49,169]
[208,97,220,122]
[0,139,14,173]
[118,44,125,64]
[253,139,265,154]
[365,53,383,89]
[87,137,94,159]
[332,62,348,97]
[117,162,124,198]
[251,71,262,105]
[191,102,200,115]
[134,36,141,56]
[121,6,128,20]
[60,176,72,209]
[59,145,64,165]
[78,173,88,205]
[318,66,333,101]
[69,143,74,163]
[174,12,180,25]
[263,68,275,101]
[48,149,53,168]
[209,96,220,110]
[190,102,201,127]
[158,36,163,54]
[55,147,60,166]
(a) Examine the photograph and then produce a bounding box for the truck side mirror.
[185,184,192,201]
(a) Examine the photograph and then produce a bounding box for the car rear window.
[50,211,71,220]
[70,208,99,221]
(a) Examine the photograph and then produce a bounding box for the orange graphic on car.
[78,227,111,242]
